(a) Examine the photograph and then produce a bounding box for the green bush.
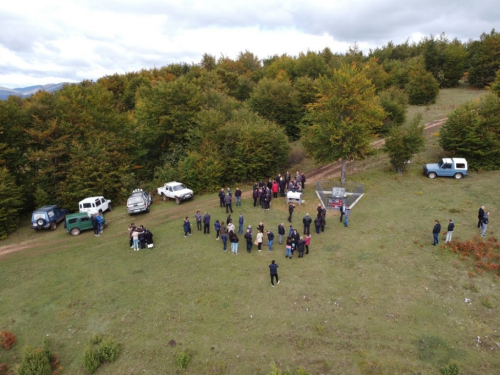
[18,346,52,375]
[175,350,192,371]
[441,363,460,375]
[83,336,120,374]
[83,346,101,374]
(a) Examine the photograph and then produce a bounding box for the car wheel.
[70,228,81,236]
[428,172,437,179]
[162,194,168,201]
[108,204,112,211]
[146,206,150,213]
[454,173,463,180]
[176,197,181,205]
[64,220,67,229]
[37,218,46,227]
[50,222,57,231]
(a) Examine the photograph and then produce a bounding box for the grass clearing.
[1,87,499,374]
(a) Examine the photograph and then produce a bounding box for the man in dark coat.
[253,188,259,207]
[432,220,441,246]
[244,229,253,252]
[478,206,485,228]
[218,189,225,208]
[288,203,295,223]
[303,213,312,235]
[269,260,279,286]
[203,212,211,234]
[340,203,346,222]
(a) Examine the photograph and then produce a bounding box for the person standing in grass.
[266,230,274,252]
[195,210,202,231]
[256,229,264,252]
[203,212,210,234]
[481,212,489,237]
[269,260,280,287]
[478,206,485,228]
[340,203,346,223]
[214,220,221,240]
[235,187,242,206]
[288,202,295,222]
[229,231,239,254]
[278,223,285,244]
[218,188,225,208]
[244,228,253,252]
[221,231,228,252]
[432,220,441,245]
[128,223,136,248]
[445,219,455,243]
[305,233,311,254]
[285,236,292,259]
[238,214,244,234]
[183,217,191,237]
[297,236,305,258]
[92,214,99,237]
[132,228,140,251]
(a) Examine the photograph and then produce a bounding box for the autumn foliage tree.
[302,63,386,183]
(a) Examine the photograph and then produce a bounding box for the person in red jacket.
[272,180,279,199]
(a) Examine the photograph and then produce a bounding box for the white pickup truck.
[157,182,194,204]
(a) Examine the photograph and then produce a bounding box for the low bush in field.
[83,336,120,374]
[18,338,61,375]
[446,236,500,275]
[0,331,16,350]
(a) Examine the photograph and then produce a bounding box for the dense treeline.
[0,30,499,238]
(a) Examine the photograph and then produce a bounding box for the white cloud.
[0,0,498,87]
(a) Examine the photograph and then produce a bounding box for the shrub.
[18,347,52,375]
[441,363,460,375]
[83,347,101,374]
[175,350,192,371]
[0,363,9,375]
[0,330,16,350]
[83,336,120,374]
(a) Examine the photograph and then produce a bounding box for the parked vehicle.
[31,205,68,231]
[78,196,112,215]
[127,189,152,214]
[157,182,194,204]
[423,158,468,179]
[65,212,107,236]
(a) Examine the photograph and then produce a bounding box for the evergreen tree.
[405,57,440,105]
[0,168,24,239]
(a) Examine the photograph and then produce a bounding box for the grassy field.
[1,87,499,375]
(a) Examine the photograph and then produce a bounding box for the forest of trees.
[0,30,499,238]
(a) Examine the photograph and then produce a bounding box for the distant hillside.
[0,83,69,100]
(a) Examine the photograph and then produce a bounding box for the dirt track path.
[0,118,447,258]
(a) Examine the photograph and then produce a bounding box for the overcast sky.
[0,0,498,88]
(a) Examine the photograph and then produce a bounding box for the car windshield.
[438,160,444,167]
[128,197,143,204]
[172,184,187,191]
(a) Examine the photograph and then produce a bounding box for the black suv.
[31,205,68,231]
[126,189,152,214]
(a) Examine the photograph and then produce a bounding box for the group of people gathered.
[252,171,306,210]
[128,223,154,251]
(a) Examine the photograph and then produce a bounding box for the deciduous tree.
[302,63,386,183]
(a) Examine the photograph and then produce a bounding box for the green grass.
[1,88,500,374]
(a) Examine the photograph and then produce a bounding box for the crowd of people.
[128,223,154,251]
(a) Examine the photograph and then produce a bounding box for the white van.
[78,196,112,215]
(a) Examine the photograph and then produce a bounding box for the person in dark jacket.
[203,212,211,234]
[91,214,99,236]
[218,189,225,208]
[139,225,147,249]
[303,213,312,235]
[214,220,221,240]
[145,230,154,248]
[278,223,285,244]
[301,173,306,190]
[235,187,242,206]
[478,206,485,228]
[252,188,258,207]
[432,220,441,246]
[314,216,321,234]
[445,219,455,243]
[280,178,286,197]
[221,231,228,251]
[183,217,191,237]
[320,213,326,233]
[229,231,239,254]
[297,237,305,258]
[291,229,300,251]
[266,230,275,252]
[340,203,346,222]
[238,214,244,234]
[288,203,295,222]
[244,229,253,252]
[269,260,279,286]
